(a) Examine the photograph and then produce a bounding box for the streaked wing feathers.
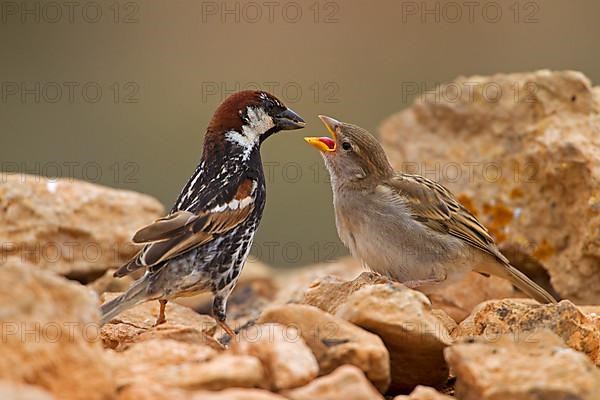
[385,174,508,263]
[113,187,255,278]
[132,211,197,243]
[142,203,254,268]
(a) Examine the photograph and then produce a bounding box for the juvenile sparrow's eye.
[342,141,352,151]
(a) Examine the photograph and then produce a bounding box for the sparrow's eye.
[342,141,352,151]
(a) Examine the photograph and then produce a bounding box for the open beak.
[274,108,306,130]
[304,115,340,153]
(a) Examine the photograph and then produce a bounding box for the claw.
[218,320,236,338]
[153,299,168,326]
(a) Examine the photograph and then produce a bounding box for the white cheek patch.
[225,107,275,159]
[244,106,275,136]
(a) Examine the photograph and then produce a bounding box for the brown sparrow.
[304,115,556,303]
[100,91,305,336]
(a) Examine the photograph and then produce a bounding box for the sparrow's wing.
[132,211,198,243]
[114,178,256,277]
[383,174,509,264]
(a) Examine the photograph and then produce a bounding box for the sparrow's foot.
[212,294,236,337]
[402,278,444,289]
[153,299,168,326]
[217,320,236,338]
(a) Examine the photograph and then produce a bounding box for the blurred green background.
[2,0,600,268]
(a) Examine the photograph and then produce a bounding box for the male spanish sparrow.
[100,91,305,336]
[304,115,556,303]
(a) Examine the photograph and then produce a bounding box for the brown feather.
[142,203,254,268]
[132,211,197,243]
[114,189,255,278]
[385,174,509,264]
[234,179,254,199]
[203,91,266,156]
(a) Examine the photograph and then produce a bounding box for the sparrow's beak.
[304,115,339,152]
[274,108,306,130]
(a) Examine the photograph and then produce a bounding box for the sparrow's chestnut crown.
[207,91,304,142]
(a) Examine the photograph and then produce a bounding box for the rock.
[457,299,600,365]
[183,389,288,400]
[141,353,263,391]
[0,263,116,400]
[0,174,164,281]
[118,385,287,400]
[100,292,219,351]
[335,283,453,392]
[420,272,517,323]
[300,273,453,391]
[283,365,384,400]
[257,303,390,393]
[580,305,600,317]
[445,330,600,400]
[87,268,135,295]
[231,323,319,390]
[380,70,600,303]
[108,339,264,391]
[394,386,454,400]
[300,272,388,314]
[431,309,458,335]
[580,306,600,330]
[108,339,218,383]
[0,381,55,400]
[301,271,460,336]
[275,257,365,304]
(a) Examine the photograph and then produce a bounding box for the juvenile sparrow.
[304,116,556,303]
[100,91,305,335]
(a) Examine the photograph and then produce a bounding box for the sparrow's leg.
[212,294,236,338]
[154,299,168,326]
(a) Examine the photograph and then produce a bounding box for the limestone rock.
[580,305,600,317]
[275,257,365,304]
[257,303,390,393]
[100,292,218,351]
[300,273,454,391]
[580,306,600,330]
[108,339,264,391]
[108,339,218,381]
[143,353,264,391]
[445,330,600,400]
[300,272,388,314]
[394,386,454,400]
[283,365,384,400]
[88,268,135,295]
[184,389,288,400]
[118,385,287,400]
[231,323,319,390]
[335,283,452,392]
[420,272,517,322]
[431,308,458,335]
[458,299,600,365]
[380,70,600,303]
[0,263,116,400]
[0,381,55,400]
[0,174,164,280]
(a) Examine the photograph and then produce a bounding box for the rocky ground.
[0,70,599,400]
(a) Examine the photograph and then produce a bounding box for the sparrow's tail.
[476,260,557,304]
[100,277,150,325]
